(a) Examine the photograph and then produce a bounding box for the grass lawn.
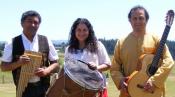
[0,72,175,97]
[0,83,15,97]
[108,75,175,97]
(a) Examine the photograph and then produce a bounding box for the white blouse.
[64,41,111,67]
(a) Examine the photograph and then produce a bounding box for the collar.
[21,33,38,43]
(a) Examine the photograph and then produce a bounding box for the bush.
[0,50,2,57]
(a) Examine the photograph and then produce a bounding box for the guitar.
[127,10,174,97]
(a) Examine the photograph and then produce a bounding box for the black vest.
[12,34,50,87]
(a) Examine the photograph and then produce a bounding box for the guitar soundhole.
[137,84,144,89]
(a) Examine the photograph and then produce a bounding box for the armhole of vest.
[39,35,49,52]
[45,36,49,52]
[12,38,15,56]
[38,35,50,66]
[12,35,22,56]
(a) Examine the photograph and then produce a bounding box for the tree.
[0,42,5,57]
[167,40,175,59]
[99,39,175,60]
[98,38,117,55]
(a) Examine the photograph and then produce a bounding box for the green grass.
[0,83,16,97]
[0,73,174,97]
[108,76,175,97]
[58,52,64,66]
[0,70,13,84]
[165,76,175,97]
[107,77,119,96]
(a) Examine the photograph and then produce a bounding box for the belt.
[28,81,42,87]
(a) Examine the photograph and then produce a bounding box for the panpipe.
[16,51,43,97]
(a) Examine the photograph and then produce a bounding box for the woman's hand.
[88,62,98,70]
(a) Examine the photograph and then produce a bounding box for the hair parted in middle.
[68,18,98,53]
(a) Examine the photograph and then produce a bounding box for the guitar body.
[128,54,162,97]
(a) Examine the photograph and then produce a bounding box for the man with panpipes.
[0,10,59,97]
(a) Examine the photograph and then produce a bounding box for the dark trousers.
[22,81,49,97]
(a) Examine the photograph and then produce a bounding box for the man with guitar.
[110,5,174,97]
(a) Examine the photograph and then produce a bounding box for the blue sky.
[0,0,175,41]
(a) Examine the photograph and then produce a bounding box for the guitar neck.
[148,25,171,76]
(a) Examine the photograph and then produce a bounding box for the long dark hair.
[68,18,98,53]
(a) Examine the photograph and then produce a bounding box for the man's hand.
[120,77,130,96]
[18,55,30,64]
[88,62,98,70]
[34,67,50,77]
[143,79,155,93]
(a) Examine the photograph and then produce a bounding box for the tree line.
[99,38,175,60]
[0,39,175,60]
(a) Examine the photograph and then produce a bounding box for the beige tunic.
[110,33,174,97]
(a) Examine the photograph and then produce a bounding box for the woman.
[64,18,111,97]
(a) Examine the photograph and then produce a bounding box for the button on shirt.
[2,33,58,83]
